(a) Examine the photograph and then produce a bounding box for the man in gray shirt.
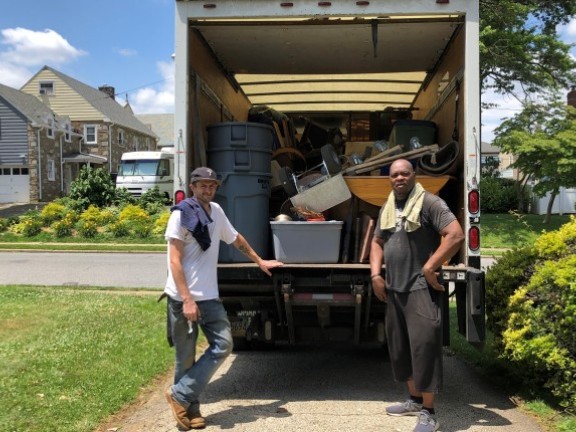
[370,159,464,432]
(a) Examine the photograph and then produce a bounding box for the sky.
[0,0,175,114]
[1,1,576,143]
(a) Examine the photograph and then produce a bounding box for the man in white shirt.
[163,167,283,430]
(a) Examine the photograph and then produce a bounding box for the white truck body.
[173,0,484,347]
[116,148,174,200]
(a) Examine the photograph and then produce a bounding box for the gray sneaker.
[386,399,423,416]
[413,409,440,432]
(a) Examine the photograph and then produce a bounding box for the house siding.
[0,100,29,165]
[21,70,103,121]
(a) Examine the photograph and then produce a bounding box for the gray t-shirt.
[373,192,456,293]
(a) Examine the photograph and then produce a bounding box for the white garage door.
[0,167,30,203]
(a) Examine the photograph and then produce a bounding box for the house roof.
[62,152,107,164]
[481,141,500,154]
[0,82,56,127]
[136,113,174,148]
[35,66,157,138]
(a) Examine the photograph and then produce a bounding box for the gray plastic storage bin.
[215,172,271,263]
[207,122,274,173]
[270,221,344,263]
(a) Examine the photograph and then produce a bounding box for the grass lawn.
[0,286,178,432]
[482,213,572,250]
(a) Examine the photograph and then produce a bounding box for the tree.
[480,0,576,105]
[493,99,576,222]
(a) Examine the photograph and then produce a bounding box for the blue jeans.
[168,298,233,412]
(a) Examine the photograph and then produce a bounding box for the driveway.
[96,345,543,432]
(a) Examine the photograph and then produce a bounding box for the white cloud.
[1,27,86,66]
[481,89,523,143]
[559,18,576,42]
[0,27,86,88]
[0,60,34,88]
[130,60,175,114]
[116,48,137,57]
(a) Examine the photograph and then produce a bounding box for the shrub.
[488,216,576,408]
[153,211,171,236]
[485,246,537,346]
[69,166,116,210]
[14,216,43,237]
[480,177,520,213]
[503,255,576,408]
[76,205,105,238]
[117,204,153,238]
[113,187,137,207]
[52,212,75,238]
[40,202,67,226]
[0,218,8,233]
[140,186,169,210]
[107,220,131,238]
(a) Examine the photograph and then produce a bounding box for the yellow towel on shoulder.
[379,182,425,232]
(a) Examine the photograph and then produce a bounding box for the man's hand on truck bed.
[257,259,284,276]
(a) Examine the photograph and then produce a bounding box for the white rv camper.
[116,148,174,201]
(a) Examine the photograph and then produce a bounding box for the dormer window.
[39,81,54,95]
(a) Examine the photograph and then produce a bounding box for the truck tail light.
[468,226,480,251]
[174,190,186,204]
[468,189,479,214]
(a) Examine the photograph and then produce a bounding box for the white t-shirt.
[163,202,238,301]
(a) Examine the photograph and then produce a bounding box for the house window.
[47,117,54,139]
[85,125,97,144]
[64,123,71,142]
[133,136,139,151]
[47,160,55,181]
[118,130,125,146]
[39,81,54,95]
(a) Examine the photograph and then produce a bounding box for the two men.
[162,160,463,432]
[370,159,464,432]
[163,167,283,430]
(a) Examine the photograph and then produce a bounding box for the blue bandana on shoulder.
[171,197,213,251]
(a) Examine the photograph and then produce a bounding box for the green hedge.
[486,216,576,408]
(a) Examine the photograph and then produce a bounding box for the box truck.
[173,0,484,348]
[116,148,174,201]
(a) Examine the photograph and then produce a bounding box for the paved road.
[0,251,167,288]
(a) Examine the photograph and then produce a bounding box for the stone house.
[0,82,89,202]
[4,65,158,202]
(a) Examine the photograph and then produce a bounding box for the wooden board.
[344,175,452,207]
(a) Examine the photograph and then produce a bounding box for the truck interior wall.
[411,27,467,264]
[188,29,252,168]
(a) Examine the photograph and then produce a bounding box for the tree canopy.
[493,99,576,219]
[480,0,576,103]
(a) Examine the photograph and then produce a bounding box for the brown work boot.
[165,387,190,430]
[188,412,206,429]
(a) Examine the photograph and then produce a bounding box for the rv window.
[119,159,160,176]
[158,159,170,176]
